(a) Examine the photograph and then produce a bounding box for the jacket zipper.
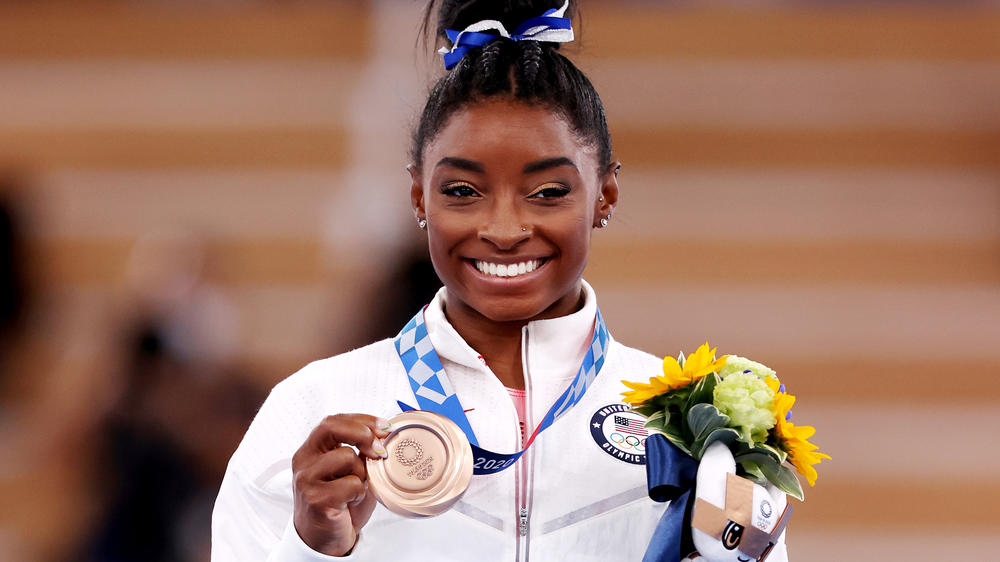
[515,327,533,561]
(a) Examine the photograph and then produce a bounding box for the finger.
[309,446,367,483]
[298,414,392,462]
[321,474,368,509]
[349,487,378,534]
[344,413,394,438]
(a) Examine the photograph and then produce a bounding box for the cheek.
[551,216,594,261]
[425,215,473,262]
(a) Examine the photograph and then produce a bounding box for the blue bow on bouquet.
[643,433,700,562]
[438,0,575,69]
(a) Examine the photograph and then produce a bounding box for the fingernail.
[376,418,392,432]
[373,438,388,459]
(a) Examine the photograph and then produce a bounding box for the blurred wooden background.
[0,1,997,560]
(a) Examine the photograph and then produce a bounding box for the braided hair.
[412,0,612,174]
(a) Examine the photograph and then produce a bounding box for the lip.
[463,257,551,285]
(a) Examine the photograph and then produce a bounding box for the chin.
[471,297,550,324]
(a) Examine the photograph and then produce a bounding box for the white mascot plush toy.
[682,442,791,562]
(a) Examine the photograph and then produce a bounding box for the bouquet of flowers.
[622,343,829,500]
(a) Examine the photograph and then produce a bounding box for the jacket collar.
[423,280,600,384]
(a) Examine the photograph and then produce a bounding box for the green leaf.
[728,438,753,457]
[643,409,667,432]
[702,427,740,452]
[687,403,730,443]
[645,409,665,423]
[737,460,769,487]
[686,372,720,410]
[662,416,684,437]
[631,403,659,418]
[763,463,805,502]
[740,444,782,465]
[732,450,775,467]
[643,417,667,433]
[757,442,788,464]
[662,390,689,410]
[735,452,804,501]
[661,432,692,456]
[663,420,685,437]
[689,426,739,460]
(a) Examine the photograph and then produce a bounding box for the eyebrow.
[522,157,578,174]
[433,156,579,175]
[434,157,485,173]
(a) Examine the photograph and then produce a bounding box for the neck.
[443,306,527,389]
[442,285,586,391]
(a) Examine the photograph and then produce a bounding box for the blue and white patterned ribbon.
[438,0,574,70]
[394,303,608,475]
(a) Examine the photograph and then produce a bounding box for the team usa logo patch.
[589,404,647,465]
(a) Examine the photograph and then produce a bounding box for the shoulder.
[262,337,411,426]
[609,339,662,374]
[272,338,401,397]
[228,339,407,476]
[594,339,662,396]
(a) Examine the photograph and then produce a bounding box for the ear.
[593,161,621,227]
[408,164,426,222]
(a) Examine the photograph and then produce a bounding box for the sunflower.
[621,342,728,405]
[766,377,831,486]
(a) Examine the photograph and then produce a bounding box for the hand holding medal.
[290,414,392,556]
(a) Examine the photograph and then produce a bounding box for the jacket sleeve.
[212,375,373,561]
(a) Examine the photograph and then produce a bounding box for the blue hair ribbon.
[439,0,574,70]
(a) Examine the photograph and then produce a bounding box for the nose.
[477,199,530,250]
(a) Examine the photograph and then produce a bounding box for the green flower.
[718,355,776,381]
[713,371,776,445]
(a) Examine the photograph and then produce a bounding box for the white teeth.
[475,259,542,278]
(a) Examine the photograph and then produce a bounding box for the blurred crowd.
[0,175,257,561]
[0,172,438,561]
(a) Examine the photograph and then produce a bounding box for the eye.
[528,183,570,199]
[440,182,480,198]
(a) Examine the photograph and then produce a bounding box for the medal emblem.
[589,404,647,465]
[366,410,473,517]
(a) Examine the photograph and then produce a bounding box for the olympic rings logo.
[609,432,646,451]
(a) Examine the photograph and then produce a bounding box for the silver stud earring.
[417,218,427,230]
[599,218,609,228]
[598,196,604,202]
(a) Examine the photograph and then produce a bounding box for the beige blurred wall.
[0,0,997,560]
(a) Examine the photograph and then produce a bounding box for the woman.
[213,1,787,560]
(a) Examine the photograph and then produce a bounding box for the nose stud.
[521,226,527,232]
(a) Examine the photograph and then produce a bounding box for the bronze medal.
[366,410,473,517]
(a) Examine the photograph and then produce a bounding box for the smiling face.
[411,99,618,327]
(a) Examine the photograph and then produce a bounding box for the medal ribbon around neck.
[394,306,609,475]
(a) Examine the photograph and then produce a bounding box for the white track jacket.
[212,282,789,561]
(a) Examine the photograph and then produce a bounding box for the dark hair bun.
[426,0,574,47]
[413,0,610,172]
